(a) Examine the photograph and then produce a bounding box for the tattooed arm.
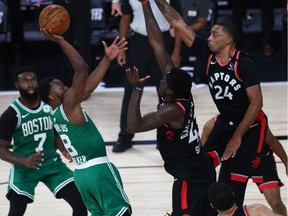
[142,1,174,74]
[154,0,196,47]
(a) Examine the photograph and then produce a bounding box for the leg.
[259,150,287,216]
[218,162,248,206]
[57,182,88,216]
[7,190,29,216]
[263,187,287,216]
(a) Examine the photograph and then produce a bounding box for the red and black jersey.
[191,36,260,123]
[157,97,215,183]
[206,50,259,123]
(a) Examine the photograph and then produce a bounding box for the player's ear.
[225,35,233,45]
[210,203,215,209]
[167,89,173,96]
[15,82,20,90]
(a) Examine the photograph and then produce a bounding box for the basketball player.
[0,66,87,215]
[126,2,216,215]
[208,182,282,216]
[37,29,131,216]
[151,0,268,207]
[201,116,287,216]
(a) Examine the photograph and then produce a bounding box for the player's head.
[208,21,240,53]
[38,77,68,106]
[208,182,235,211]
[14,66,38,101]
[161,68,192,99]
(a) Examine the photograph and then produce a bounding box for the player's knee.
[267,198,286,214]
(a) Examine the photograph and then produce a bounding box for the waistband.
[75,156,109,169]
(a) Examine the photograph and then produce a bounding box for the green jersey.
[52,105,107,166]
[11,99,60,168]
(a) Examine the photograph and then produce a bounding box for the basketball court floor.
[0,83,287,215]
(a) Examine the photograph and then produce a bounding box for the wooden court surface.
[0,82,287,215]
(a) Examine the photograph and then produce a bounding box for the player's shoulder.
[236,50,254,61]
[245,203,272,216]
[2,105,17,118]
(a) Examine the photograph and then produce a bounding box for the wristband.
[135,87,143,91]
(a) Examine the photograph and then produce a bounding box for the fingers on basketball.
[38,4,70,35]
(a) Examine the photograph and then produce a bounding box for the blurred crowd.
[0,0,286,90]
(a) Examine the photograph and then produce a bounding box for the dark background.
[0,0,287,90]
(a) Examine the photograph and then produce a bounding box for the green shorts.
[74,160,131,216]
[7,156,74,202]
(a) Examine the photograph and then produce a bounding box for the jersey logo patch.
[210,61,217,65]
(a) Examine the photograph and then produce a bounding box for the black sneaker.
[112,141,132,153]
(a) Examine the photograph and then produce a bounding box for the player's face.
[16,72,38,100]
[49,79,68,102]
[207,25,229,53]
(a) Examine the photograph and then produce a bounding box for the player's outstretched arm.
[153,0,195,47]
[126,67,182,133]
[54,133,72,162]
[82,36,128,100]
[222,84,263,161]
[40,28,89,107]
[141,0,173,74]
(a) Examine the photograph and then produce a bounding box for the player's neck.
[219,204,238,216]
[216,45,236,64]
[19,97,40,109]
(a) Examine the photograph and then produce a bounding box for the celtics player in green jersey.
[38,28,131,216]
[0,66,87,215]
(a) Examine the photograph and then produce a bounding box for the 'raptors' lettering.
[208,72,241,91]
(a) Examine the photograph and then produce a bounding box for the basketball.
[38,4,70,35]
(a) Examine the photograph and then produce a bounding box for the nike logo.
[250,123,259,128]
[53,157,58,162]
[210,61,217,65]
[22,113,30,118]
[228,63,234,71]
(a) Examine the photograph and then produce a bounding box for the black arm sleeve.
[121,0,132,15]
[0,107,17,141]
[238,54,259,88]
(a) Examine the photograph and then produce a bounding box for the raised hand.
[126,66,150,88]
[102,36,128,61]
[111,2,122,17]
[40,28,64,43]
[24,151,44,170]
